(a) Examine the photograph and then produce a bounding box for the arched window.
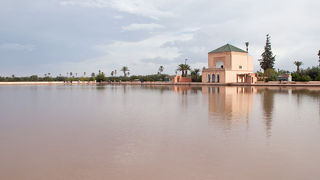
[207,74,211,82]
[217,74,220,83]
[212,74,215,83]
[216,61,224,69]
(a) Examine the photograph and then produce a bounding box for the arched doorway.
[217,74,220,83]
[212,74,215,83]
[207,74,211,82]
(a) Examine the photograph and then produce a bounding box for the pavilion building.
[202,44,257,84]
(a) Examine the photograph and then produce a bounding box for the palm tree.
[177,64,191,77]
[111,71,114,76]
[245,42,249,52]
[158,66,164,74]
[318,50,320,66]
[84,72,86,76]
[191,68,200,81]
[114,69,117,76]
[191,68,200,77]
[177,64,185,76]
[121,66,129,77]
[70,72,73,77]
[294,61,303,72]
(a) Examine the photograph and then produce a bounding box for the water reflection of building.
[173,86,202,95]
[202,86,256,126]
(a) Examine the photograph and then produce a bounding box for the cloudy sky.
[0,0,319,76]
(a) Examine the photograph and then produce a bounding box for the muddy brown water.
[0,85,320,180]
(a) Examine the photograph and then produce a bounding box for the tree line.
[258,34,320,81]
[0,64,202,82]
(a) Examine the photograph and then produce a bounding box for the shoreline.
[1,81,320,87]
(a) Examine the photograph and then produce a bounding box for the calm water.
[0,85,320,180]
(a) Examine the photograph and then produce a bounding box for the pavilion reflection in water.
[202,86,256,126]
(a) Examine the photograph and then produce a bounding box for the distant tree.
[158,66,164,74]
[127,72,130,76]
[70,72,73,77]
[318,50,320,66]
[177,64,191,77]
[121,66,129,76]
[294,61,303,72]
[114,69,117,76]
[111,71,114,76]
[264,68,277,81]
[84,72,86,76]
[30,75,38,81]
[191,68,201,82]
[245,42,249,52]
[91,72,95,77]
[96,73,106,82]
[259,34,275,71]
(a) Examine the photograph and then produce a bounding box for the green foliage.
[96,73,106,82]
[121,66,129,76]
[107,74,170,82]
[259,34,275,71]
[191,69,201,82]
[304,66,320,80]
[264,68,277,81]
[177,64,191,77]
[291,72,311,82]
[290,66,320,81]
[294,61,303,72]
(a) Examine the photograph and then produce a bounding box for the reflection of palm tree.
[294,61,303,72]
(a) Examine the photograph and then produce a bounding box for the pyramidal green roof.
[209,44,247,53]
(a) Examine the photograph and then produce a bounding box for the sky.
[0,0,319,76]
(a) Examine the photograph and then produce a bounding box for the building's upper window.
[239,65,242,69]
[216,61,224,69]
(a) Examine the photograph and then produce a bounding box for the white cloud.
[122,23,164,31]
[59,33,194,75]
[0,43,34,51]
[113,15,123,19]
[60,0,175,19]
